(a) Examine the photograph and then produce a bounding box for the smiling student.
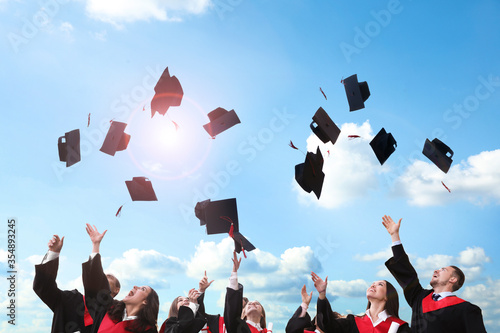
[312,272,410,333]
[382,215,486,333]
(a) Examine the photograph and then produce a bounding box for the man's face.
[430,266,455,289]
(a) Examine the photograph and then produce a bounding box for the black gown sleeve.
[285,306,313,333]
[197,292,221,333]
[396,322,412,333]
[161,306,207,333]
[223,284,249,333]
[316,297,354,333]
[33,258,63,312]
[385,244,425,307]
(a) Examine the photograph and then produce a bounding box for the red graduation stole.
[202,316,225,333]
[82,295,94,326]
[422,293,466,313]
[247,323,268,333]
[354,315,406,333]
[304,330,316,333]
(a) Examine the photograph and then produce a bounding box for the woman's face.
[245,300,263,317]
[366,280,387,302]
[123,286,152,307]
[176,296,190,310]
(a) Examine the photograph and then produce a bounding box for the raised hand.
[301,285,313,306]
[48,235,64,253]
[199,271,214,293]
[188,288,200,304]
[232,251,241,273]
[85,223,107,254]
[382,215,402,242]
[311,272,328,294]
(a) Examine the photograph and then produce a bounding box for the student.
[159,286,207,333]
[382,215,487,333]
[224,252,270,333]
[33,234,120,333]
[312,272,410,333]
[83,224,159,333]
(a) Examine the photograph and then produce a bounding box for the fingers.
[204,270,207,278]
[325,276,328,283]
[102,229,107,237]
[60,236,64,244]
[208,280,214,286]
[398,218,402,225]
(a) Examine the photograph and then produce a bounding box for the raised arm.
[224,252,244,333]
[382,215,401,243]
[285,285,313,333]
[311,272,328,300]
[85,223,107,254]
[33,235,65,311]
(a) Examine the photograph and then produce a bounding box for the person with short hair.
[33,233,120,333]
[382,215,487,333]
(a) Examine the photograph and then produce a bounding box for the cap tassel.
[240,239,247,258]
[229,222,234,238]
[348,135,360,140]
[289,140,306,156]
[87,113,91,127]
[116,204,124,217]
[441,181,451,193]
[319,87,327,100]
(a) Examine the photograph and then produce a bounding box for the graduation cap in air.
[125,177,158,201]
[295,147,325,199]
[194,198,255,255]
[343,74,370,111]
[370,128,397,165]
[423,138,454,173]
[151,67,183,117]
[203,107,241,138]
[100,121,131,156]
[58,129,81,167]
[310,107,341,145]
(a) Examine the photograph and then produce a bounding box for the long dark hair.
[167,296,183,319]
[365,280,400,318]
[108,287,159,332]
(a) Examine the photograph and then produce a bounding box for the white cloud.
[105,248,186,289]
[59,21,73,33]
[458,246,491,266]
[294,121,384,208]
[392,149,500,206]
[354,248,392,262]
[461,279,500,330]
[90,30,107,41]
[328,279,369,298]
[85,0,212,27]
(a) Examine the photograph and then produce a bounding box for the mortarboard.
[196,198,239,235]
[125,177,158,201]
[343,74,370,111]
[195,199,211,226]
[310,107,341,145]
[151,67,183,117]
[295,147,325,199]
[100,121,131,156]
[422,138,454,173]
[232,231,255,256]
[58,129,81,167]
[369,128,397,165]
[203,107,241,138]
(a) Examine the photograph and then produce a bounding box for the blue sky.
[1,0,500,332]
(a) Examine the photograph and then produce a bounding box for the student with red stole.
[313,272,410,333]
[382,215,486,333]
[83,224,159,333]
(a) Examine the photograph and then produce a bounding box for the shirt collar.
[433,291,454,299]
[122,309,138,321]
[365,309,390,326]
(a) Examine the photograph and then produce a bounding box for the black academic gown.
[197,292,223,333]
[33,257,89,333]
[285,306,315,333]
[316,297,411,333]
[159,305,206,333]
[385,244,487,333]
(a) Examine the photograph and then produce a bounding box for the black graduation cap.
[100,121,131,156]
[194,199,211,226]
[58,129,81,167]
[343,74,370,111]
[422,138,454,173]
[195,198,238,235]
[370,128,397,165]
[295,147,325,199]
[310,107,341,145]
[125,177,158,201]
[151,67,183,117]
[203,107,241,138]
[232,231,256,255]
